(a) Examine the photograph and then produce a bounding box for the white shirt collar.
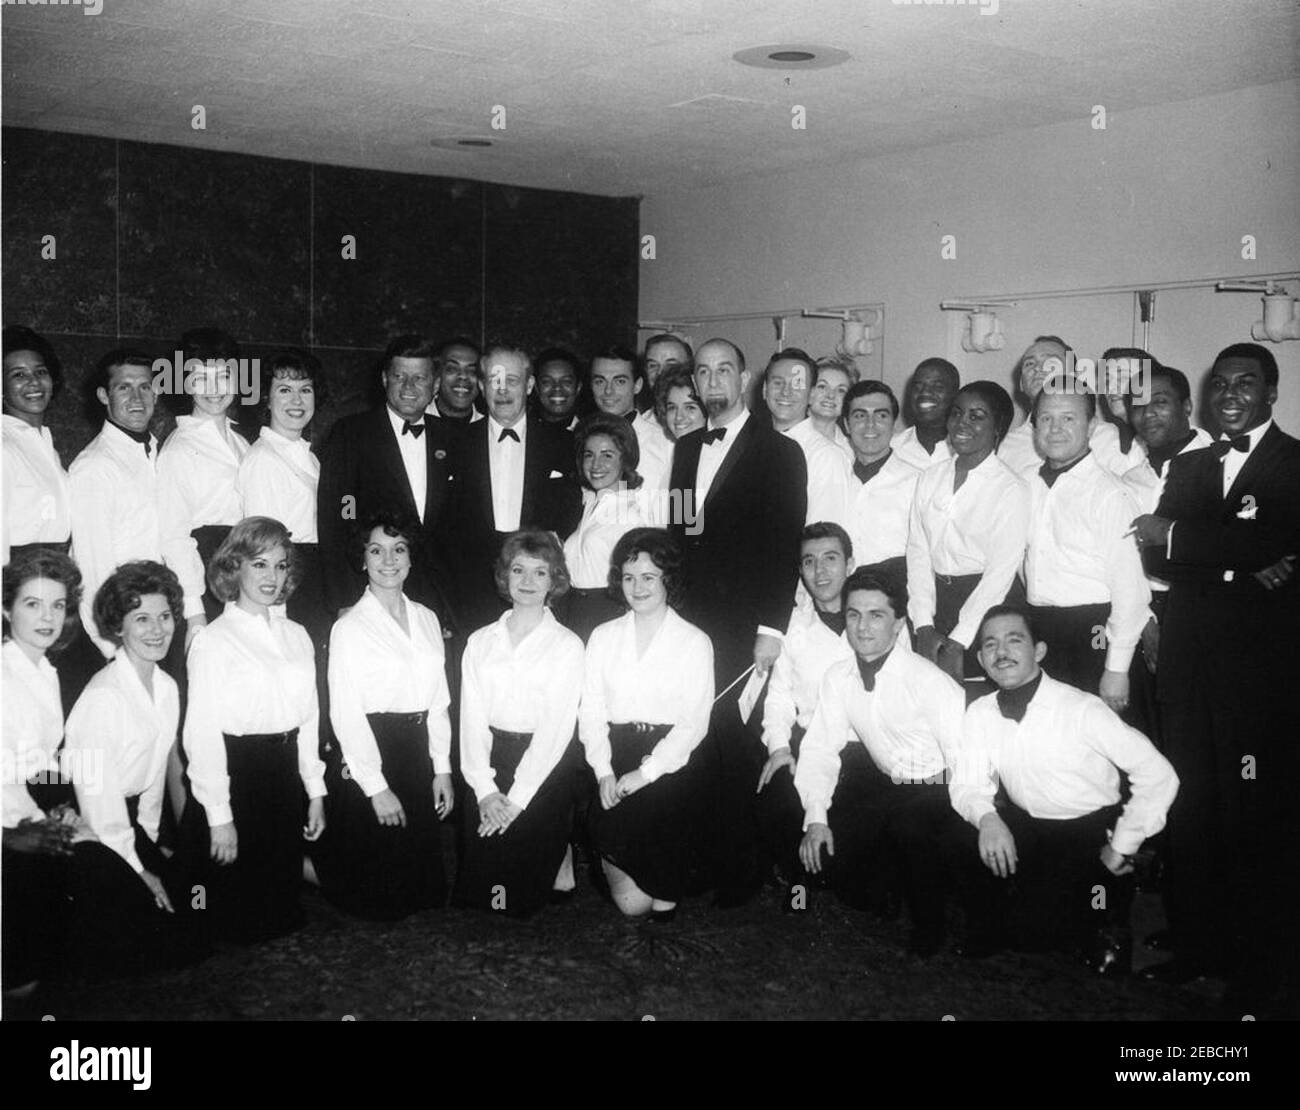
[707,406,750,435]
[488,414,528,442]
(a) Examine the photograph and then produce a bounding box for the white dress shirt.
[795,643,964,828]
[2,415,72,563]
[782,418,854,529]
[563,485,656,589]
[69,422,161,658]
[906,453,1029,648]
[1,641,63,828]
[1219,417,1273,499]
[694,407,750,508]
[1025,452,1151,671]
[761,605,855,753]
[156,415,250,618]
[580,608,714,784]
[1123,428,1214,593]
[890,425,952,471]
[459,607,584,809]
[846,451,921,566]
[385,405,429,524]
[236,427,319,543]
[328,588,453,797]
[183,602,326,827]
[65,652,177,875]
[633,409,674,493]
[950,672,1178,855]
[487,415,527,532]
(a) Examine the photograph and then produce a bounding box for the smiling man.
[589,344,672,489]
[1130,342,1300,1014]
[532,348,583,431]
[892,358,959,471]
[794,568,965,956]
[950,605,1177,974]
[426,337,483,423]
[69,350,162,659]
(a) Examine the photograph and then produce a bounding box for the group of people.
[2,322,1295,1017]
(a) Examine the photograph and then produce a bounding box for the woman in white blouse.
[560,413,656,641]
[156,330,250,643]
[907,381,1029,683]
[182,516,327,943]
[323,511,455,920]
[2,549,87,995]
[235,351,329,651]
[581,527,714,921]
[454,530,585,917]
[66,560,204,974]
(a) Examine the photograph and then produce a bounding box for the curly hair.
[2,548,83,653]
[574,412,643,491]
[3,325,65,400]
[607,527,685,610]
[92,560,183,646]
[207,517,300,605]
[652,364,704,439]
[350,507,420,574]
[494,529,571,605]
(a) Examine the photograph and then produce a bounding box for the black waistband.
[569,586,610,597]
[609,722,672,738]
[224,728,299,746]
[368,710,428,728]
[935,572,982,587]
[489,726,534,743]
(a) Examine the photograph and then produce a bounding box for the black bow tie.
[702,427,727,445]
[498,427,520,443]
[401,421,425,439]
[1212,435,1250,458]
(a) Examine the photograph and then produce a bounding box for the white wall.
[640,80,1300,433]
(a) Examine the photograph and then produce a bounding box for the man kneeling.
[794,569,965,956]
[950,605,1178,973]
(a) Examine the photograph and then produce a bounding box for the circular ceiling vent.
[732,44,851,69]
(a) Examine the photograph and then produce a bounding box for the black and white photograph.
[0,0,1296,1065]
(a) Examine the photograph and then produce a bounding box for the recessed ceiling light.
[429,137,495,151]
[733,44,851,70]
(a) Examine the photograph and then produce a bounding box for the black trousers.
[950,801,1131,952]
[1029,601,1110,695]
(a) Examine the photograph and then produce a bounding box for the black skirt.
[322,711,447,921]
[453,727,577,918]
[182,729,306,944]
[935,572,1024,676]
[588,722,696,902]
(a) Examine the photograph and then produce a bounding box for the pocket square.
[434,448,447,460]
[549,470,563,478]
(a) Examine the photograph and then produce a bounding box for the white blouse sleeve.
[457,634,498,802]
[327,620,388,798]
[506,632,584,810]
[291,625,326,799]
[640,628,714,782]
[155,441,207,620]
[579,626,615,781]
[182,629,234,826]
[66,686,144,874]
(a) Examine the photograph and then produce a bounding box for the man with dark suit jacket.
[443,344,582,632]
[1131,342,1299,1016]
[668,337,807,904]
[317,335,459,627]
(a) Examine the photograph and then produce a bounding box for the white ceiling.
[2,0,1297,197]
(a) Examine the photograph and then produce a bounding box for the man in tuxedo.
[668,337,807,904]
[1131,342,1299,1016]
[443,344,582,632]
[317,334,459,627]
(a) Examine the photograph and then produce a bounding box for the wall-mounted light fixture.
[941,301,1013,353]
[1216,281,1300,342]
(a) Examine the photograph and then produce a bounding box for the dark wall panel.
[312,166,482,350]
[1,129,117,335]
[117,142,312,344]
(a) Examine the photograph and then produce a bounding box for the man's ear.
[96,386,110,408]
[1034,641,1048,665]
[526,376,535,397]
[634,378,643,395]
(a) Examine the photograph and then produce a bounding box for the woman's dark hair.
[169,326,241,416]
[207,517,299,604]
[92,560,183,647]
[494,529,571,604]
[3,325,64,401]
[574,412,643,490]
[2,548,83,653]
[607,527,685,610]
[351,507,420,575]
[652,364,704,439]
[956,380,1016,444]
[257,349,324,428]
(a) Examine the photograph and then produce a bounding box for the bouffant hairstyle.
[207,517,299,605]
[493,529,571,604]
[92,560,183,646]
[652,364,704,438]
[574,412,643,491]
[2,548,83,653]
[256,349,324,427]
[607,527,685,610]
[3,325,65,400]
[351,507,420,575]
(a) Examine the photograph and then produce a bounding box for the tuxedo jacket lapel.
[1224,424,1283,509]
[703,416,757,513]
[373,408,419,519]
